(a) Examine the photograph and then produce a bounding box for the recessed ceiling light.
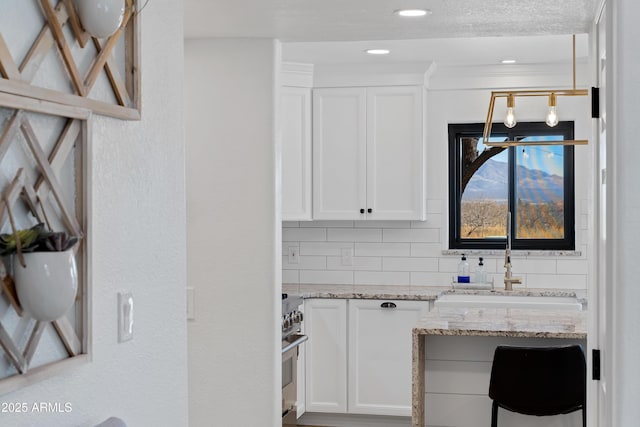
[395,9,432,17]
[366,49,390,55]
[501,59,517,64]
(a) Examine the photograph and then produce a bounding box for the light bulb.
[395,9,431,17]
[504,94,517,128]
[365,49,390,55]
[546,93,559,127]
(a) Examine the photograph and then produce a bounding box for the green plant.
[0,223,78,256]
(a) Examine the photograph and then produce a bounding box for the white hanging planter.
[75,0,126,38]
[14,250,78,322]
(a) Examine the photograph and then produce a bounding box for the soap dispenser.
[457,254,470,283]
[474,257,486,284]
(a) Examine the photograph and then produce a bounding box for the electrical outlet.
[288,246,299,264]
[118,292,134,343]
[341,248,353,266]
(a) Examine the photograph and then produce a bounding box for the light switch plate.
[288,246,299,264]
[118,292,134,343]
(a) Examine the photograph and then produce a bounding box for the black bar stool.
[488,345,586,427]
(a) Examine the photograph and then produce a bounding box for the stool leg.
[491,401,498,427]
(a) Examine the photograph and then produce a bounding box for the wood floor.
[285,425,332,427]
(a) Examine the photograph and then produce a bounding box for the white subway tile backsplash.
[383,257,438,272]
[427,199,443,214]
[411,214,442,229]
[383,228,439,243]
[328,228,382,242]
[443,256,500,274]
[300,242,353,256]
[411,243,444,257]
[283,228,327,242]
[282,255,326,270]
[476,257,498,274]
[557,259,589,275]
[580,198,589,214]
[281,217,588,291]
[439,257,463,273]
[300,270,354,285]
[410,220,428,229]
[304,220,354,228]
[526,274,586,290]
[327,256,382,271]
[515,259,557,275]
[355,242,410,257]
[411,272,455,286]
[486,273,507,288]
[282,270,299,284]
[354,271,410,286]
[580,245,588,259]
[355,220,411,229]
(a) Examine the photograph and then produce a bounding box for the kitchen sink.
[434,293,583,311]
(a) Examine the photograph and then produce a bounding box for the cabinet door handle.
[367,208,372,213]
[380,302,397,309]
[360,208,365,214]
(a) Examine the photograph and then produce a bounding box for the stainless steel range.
[282,293,307,427]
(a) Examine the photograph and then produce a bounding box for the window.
[448,122,575,250]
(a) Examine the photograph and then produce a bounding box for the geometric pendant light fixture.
[482,35,590,147]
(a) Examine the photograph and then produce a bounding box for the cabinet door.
[366,86,425,220]
[304,298,348,413]
[348,299,429,416]
[313,88,367,220]
[281,86,312,220]
[296,302,306,418]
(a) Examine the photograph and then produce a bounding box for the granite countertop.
[283,283,587,304]
[411,305,586,427]
[283,284,446,301]
[413,307,587,339]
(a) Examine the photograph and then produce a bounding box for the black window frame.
[448,122,576,251]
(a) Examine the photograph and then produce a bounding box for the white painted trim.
[587,8,603,427]
[313,62,434,88]
[282,62,314,87]
[298,412,411,427]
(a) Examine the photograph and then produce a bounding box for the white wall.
[185,39,281,427]
[1,1,189,426]
[283,64,592,290]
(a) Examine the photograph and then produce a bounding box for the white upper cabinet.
[313,86,426,220]
[366,86,425,220]
[312,87,368,220]
[281,86,312,220]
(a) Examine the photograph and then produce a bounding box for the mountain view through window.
[449,122,575,250]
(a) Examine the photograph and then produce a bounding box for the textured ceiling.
[184,0,600,41]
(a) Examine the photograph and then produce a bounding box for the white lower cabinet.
[348,299,429,416]
[304,298,348,413]
[304,298,429,417]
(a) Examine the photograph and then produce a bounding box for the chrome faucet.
[504,212,522,291]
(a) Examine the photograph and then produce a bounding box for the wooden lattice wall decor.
[0,96,89,393]
[0,0,141,393]
[0,0,141,120]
